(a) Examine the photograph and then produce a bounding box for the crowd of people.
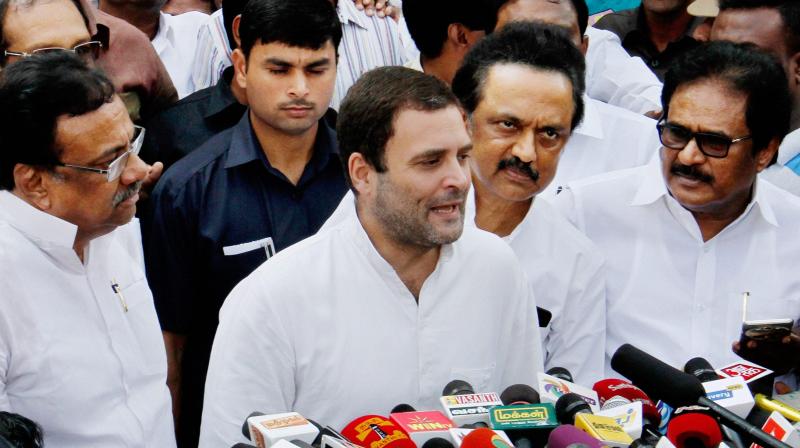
[0,0,799,446]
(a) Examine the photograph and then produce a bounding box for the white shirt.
[199,206,544,447]
[190,9,230,92]
[0,192,175,448]
[152,11,209,99]
[761,128,800,196]
[465,192,607,385]
[585,27,663,115]
[541,96,661,197]
[553,160,800,375]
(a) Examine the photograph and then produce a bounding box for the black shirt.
[145,111,346,447]
[594,7,701,81]
[140,66,247,168]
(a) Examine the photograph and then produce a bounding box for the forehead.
[386,106,470,160]
[55,97,133,161]
[497,0,579,33]
[667,79,749,133]
[477,64,574,119]
[2,0,89,51]
[711,8,788,58]
[250,40,336,63]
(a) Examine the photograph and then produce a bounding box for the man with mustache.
[0,52,175,447]
[450,22,606,385]
[554,41,800,375]
[199,66,544,446]
[145,0,347,445]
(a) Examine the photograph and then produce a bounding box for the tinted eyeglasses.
[656,120,752,158]
[55,125,145,182]
[4,41,103,64]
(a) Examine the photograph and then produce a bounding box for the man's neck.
[420,53,458,85]
[356,204,441,301]
[473,180,532,237]
[644,7,693,53]
[250,111,318,185]
[99,1,161,40]
[689,189,753,242]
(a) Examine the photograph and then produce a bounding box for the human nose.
[287,72,310,98]
[442,154,471,192]
[120,152,149,185]
[677,136,707,165]
[510,128,537,164]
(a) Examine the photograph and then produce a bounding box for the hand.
[732,330,800,375]
[353,0,399,20]
[644,109,663,120]
[140,161,164,201]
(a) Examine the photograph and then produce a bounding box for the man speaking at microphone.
[199,66,544,447]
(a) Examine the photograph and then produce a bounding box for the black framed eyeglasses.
[54,125,145,182]
[4,40,103,64]
[656,120,751,158]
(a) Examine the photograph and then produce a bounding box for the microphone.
[666,407,723,448]
[243,412,320,448]
[460,428,514,448]
[547,367,575,383]
[232,444,259,448]
[684,358,721,383]
[595,396,646,439]
[751,411,800,448]
[610,344,792,448]
[499,384,540,406]
[489,384,558,448]
[389,405,455,445]
[555,393,634,447]
[547,424,603,448]
[715,361,775,397]
[593,378,662,427]
[538,371,600,412]
[340,415,415,448]
[321,434,361,448]
[754,394,800,423]
[422,438,456,448]
[392,404,417,414]
[439,380,503,427]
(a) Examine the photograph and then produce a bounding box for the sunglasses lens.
[696,135,729,157]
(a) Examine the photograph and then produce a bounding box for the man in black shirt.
[145,0,345,445]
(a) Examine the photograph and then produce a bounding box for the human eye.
[542,127,560,139]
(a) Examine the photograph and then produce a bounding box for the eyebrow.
[86,144,126,165]
[666,120,732,138]
[409,144,473,163]
[264,57,332,69]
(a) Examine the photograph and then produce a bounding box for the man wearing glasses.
[0,52,176,447]
[554,41,800,375]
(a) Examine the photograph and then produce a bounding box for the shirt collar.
[224,109,340,171]
[205,67,244,121]
[778,128,800,165]
[629,158,778,227]
[151,12,176,54]
[572,96,604,140]
[337,0,370,30]
[0,191,78,249]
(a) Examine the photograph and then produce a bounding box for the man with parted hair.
[451,21,607,384]
[0,52,175,447]
[199,65,544,446]
[554,42,800,375]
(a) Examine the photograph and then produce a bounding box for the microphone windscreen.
[683,358,721,383]
[555,393,592,424]
[461,428,513,448]
[666,413,723,448]
[610,344,705,408]
[422,437,456,448]
[442,380,475,396]
[231,444,258,448]
[547,424,604,448]
[499,384,540,405]
[593,378,661,425]
[546,367,574,383]
[341,415,415,448]
[242,411,266,440]
[391,404,417,414]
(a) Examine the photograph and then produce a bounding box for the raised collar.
[337,0,371,30]
[151,12,176,55]
[205,67,244,122]
[0,191,77,250]
[572,95,604,140]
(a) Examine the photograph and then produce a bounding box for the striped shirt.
[190,9,230,92]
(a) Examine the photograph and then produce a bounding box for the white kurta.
[554,160,800,375]
[0,192,175,448]
[152,11,209,99]
[199,208,544,447]
[465,192,606,385]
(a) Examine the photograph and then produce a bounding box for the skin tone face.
[642,0,690,16]
[470,64,574,205]
[2,0,91,63]
[16,97,149,254]
[660,79,775,238]
[711,8,789,64]
[496,0,583,47]
[234,40,337,138]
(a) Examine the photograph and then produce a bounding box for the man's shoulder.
[592,8,640,37]
[565,164,650,202]
[454,226,521,268]
[590,97,654,125]
[759,177,800,220]
[529,199,604,262]
[153,127,236,196]
[163,10,209,30]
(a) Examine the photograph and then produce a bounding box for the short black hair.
[0,0,92,60]
[0,412,43,448]
[719,0,800,54]
[222,0,248,50]
[402,0,493,59]
[489,0,588,36]
[239,0,341,58]
[0,51,115,190]
[337,66,460,190]
[452,21,585,130]
[662,41,790,155]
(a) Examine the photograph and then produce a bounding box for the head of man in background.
[401,0,493,84]
[452,21,585,233]
[658,41,788,239]
[711,0,800,131]
[0,52,149,259]
[491,0,589,52]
